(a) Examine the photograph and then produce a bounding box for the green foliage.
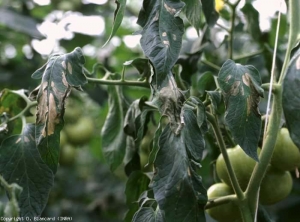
[137,0,184,89]
[101,82,127,171]
[0,124,54,217]
[282,45,300,148]
[1,0,300,221]
[218,59,264,160]
[103,0,127,47]
[31,47,87,173]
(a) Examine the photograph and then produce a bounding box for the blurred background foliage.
[0,0,299,221]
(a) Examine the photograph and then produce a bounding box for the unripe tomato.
[206,183,241,222]
[64,104,82,123]
[216,145,257,191]
[260,166,293,205]
[60,144,77,166]
[65,116,94,145]
[60,130,67,147]
[271,128,300,171]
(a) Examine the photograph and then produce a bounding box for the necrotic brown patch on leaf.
[230,81,241,96]
[61,61,66,69]
[225,75,232,83]
[42,93,59,136]
[163,40,170,47]
[36,82,48,125]
[164,3,176,15]
[242,73,250,86]
[67,62,72,74]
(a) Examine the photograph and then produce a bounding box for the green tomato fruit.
[60,130,67,147]
[64,104,82,123]
[60,144,77,166]
[271,128,300,171]
[206,183,241,222]
[260,166,293,205]
[216,145,257,191]
[65,116,94,145]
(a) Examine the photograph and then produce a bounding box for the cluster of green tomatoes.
[59,102,94,166]
[206,128,300,221]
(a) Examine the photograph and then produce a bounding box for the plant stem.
[86,77,149,88]
[0,175,22,217]
[205,194,237,209]
[246,86,282,216]
[228,0,241,59]
[207,112,253,221]
[233,49,264,61]
[206,112,244,199]
[200,60,220,70]
[8,101,37,122]
[261,83,281,92]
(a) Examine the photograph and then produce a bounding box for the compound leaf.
[283,46,300,149]
[31,47,87,173]
[103,0,127,47]
[152,120,207,221]
[0,124,54,218]
[201,0,219,27]
[132,207,163,222]
[182,0,202,34]
[101,83,127,171]
[218,59,264,160]
[137,0,185,89]
[241,3,262,41]
[124,171,151,222]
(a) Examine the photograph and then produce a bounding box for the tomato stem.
[86,77,149,88]
[206,112,244,199]
[279,0,300,84]
[246,86,283,217]
[205,194,237,209]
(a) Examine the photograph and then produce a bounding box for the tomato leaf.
[103,0,127,47]
[31,47,87,173]
[137,0,185,89]
[182,0,201,34]
[206,91,224,115]
[197,71,216,96]
[200,0,219,27]
[101,83,127,171]
[147,121,162,166]
[152,109,207,221]
[0,89,27,141]
[124,98,151,175]
[132,207,163,222]
[0,124,54,218]
[218,59,264,160]
[124,171,151,222]
[123,58,152,80]
[282,46,300,149]
[241,3,262,41]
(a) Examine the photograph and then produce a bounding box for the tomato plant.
[0,0,300,221]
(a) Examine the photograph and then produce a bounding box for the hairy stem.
[86,77,149,88]
[234,49,264,61]
[246,87,282,216]
[228,0,241,59]
[200,60,221,71]
[205,194,237,209]
[206,112,244,199]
